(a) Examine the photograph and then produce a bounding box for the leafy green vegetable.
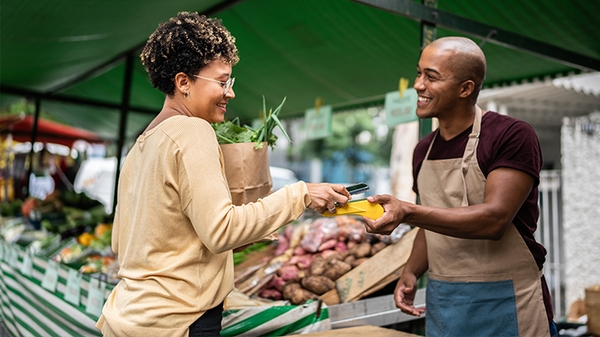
[212,96,292,150]
[233,241,271,265]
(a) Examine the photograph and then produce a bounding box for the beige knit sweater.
[96,116,310,337]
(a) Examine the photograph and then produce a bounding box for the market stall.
[0,208,423,336]
[1,82,423,336]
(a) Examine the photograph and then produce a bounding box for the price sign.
[65,269,82,306]
[385,89,418,127]
[304,105,332,140]
[42,260,60,292]
[86,277,107,317]
[9,246,19,268]
[20,249,33,277]
[0,241,5,260]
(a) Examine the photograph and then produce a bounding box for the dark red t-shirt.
[412,111,553,322]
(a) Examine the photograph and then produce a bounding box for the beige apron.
[417,107,550,336]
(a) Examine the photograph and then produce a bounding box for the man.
[363,37,556,336]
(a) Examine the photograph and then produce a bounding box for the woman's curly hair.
[140,12,239,95]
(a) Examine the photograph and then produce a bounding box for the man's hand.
[362,194,410,235]
[394,272,426,317]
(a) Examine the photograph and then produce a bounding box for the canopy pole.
[418,0,436,140]
[112,53,134,216]
[25,98,42,198]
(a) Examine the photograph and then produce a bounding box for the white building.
[477,72,600,319]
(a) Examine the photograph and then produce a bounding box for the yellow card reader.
[322,199,384,220]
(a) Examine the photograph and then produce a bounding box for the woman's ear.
[174,72,190,96]
[459,80,475,99]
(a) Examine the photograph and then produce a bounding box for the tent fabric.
[0,115,103,147]
[1,0,599,141]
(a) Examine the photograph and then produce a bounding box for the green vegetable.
[90,229,112,251]
[213,117,255,144]
[212,96,292,150]
[9,199,23,216]
[233,241,271,265]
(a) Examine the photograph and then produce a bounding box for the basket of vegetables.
[213,96,291,206]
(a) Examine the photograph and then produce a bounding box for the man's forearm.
[403,228,428,278]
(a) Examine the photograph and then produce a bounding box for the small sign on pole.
[304,105,332,140]
[385,88,418,127]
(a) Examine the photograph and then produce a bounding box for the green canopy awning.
[2,0,599,141]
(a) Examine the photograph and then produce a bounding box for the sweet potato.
[259,288,282,300]
[334,241,347,253]
[317,239,338,251]
[282,282,318,305]
[293,246,306,256]
[343,255,356,266]
[309,256,327,276]
[324,251,344,262]
[274,231,290,256]
[287,254,315,269]
[301,275,336,295]
[282,282,300,299]
[370,241,387,256]
[350,242,372,258]
[323,259,352,280]
[277,265,300,281]
[319,249,339,260]
[351,257,369,268]
[267,275,286,292]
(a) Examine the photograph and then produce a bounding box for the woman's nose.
[225,87,235,99]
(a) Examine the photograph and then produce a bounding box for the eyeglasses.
[193,75,235,96]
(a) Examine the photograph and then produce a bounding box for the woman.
[95,12,350,337]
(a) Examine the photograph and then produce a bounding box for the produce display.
[234,215,402,305]
[2,188,409,307]
[0,190,117,281]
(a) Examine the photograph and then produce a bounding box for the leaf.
[211,95,291,150]
[271,114,292,143]
[272,96,287,116]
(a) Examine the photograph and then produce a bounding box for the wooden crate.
[322,228,418,305]
[586,284,600,336]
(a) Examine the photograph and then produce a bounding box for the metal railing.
[537,169,564,319]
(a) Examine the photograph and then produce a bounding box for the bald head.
[427,37,487,97]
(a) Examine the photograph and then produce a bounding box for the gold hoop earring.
[184,91,189,99]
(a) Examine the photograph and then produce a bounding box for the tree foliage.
[293,108,393,167]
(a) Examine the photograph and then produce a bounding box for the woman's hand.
[305,183,351,214]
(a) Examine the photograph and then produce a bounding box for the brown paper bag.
[220,142,273,206]
[221,142,278,243]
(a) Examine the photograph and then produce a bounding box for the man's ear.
[174,72,190,95]
[459,80,475,98]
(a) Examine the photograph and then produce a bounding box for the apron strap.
[460,106,483,206]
